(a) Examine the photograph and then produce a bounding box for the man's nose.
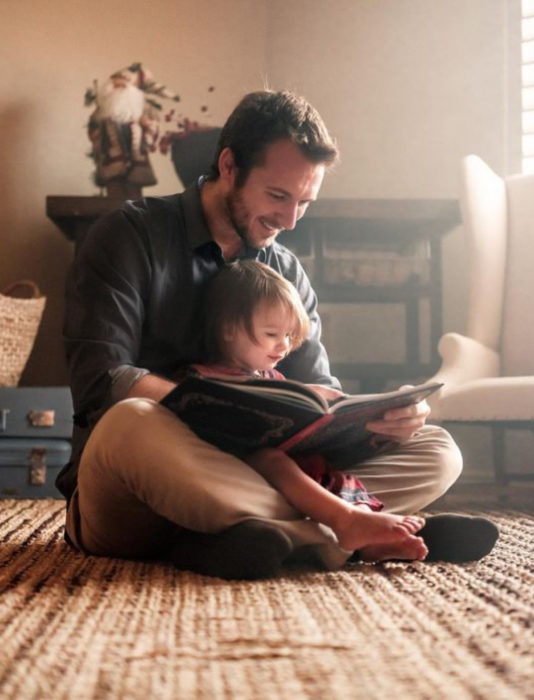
[281,202,300,231]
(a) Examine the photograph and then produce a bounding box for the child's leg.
[246,448,426,555]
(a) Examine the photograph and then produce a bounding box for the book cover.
[160,376,443,466]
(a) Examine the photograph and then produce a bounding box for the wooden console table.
[46,195,460,390]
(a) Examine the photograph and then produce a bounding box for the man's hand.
[366,385,431,443]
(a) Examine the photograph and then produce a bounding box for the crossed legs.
[67,398,463,571]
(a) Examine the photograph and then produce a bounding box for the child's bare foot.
[332,507,425,552]
[358,536,428,563]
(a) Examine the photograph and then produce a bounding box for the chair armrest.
[430,332,500,390]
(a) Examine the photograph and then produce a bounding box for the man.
[57,90,497,579]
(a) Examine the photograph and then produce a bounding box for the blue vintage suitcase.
[0,387,73,498]
[0,438,72,498]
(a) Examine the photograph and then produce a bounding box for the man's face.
[224,139,325,250]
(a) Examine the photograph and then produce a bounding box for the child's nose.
[278,336,291,351]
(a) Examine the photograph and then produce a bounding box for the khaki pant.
[67,398,463,569]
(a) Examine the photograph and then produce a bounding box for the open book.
[160,375,443,467]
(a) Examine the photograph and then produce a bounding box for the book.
[160,375,443,467]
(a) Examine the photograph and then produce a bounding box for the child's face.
[224,303,296,373]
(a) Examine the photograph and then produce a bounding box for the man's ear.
[218,147,237,185]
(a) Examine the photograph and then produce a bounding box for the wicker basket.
[0,280,46,387]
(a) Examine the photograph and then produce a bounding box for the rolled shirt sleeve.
[109,365,151,403]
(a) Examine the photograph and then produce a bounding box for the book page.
[328,382,443,414]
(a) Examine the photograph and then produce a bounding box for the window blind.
[522,0,534,171]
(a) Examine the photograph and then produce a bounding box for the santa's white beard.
[97,81,145,122]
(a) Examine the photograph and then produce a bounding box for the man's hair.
[208,90,338,187]
[201,260,311,363]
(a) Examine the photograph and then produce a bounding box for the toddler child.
[187,260,427,560]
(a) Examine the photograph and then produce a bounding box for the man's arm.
[65,207,152,421]
[273,250,341,389]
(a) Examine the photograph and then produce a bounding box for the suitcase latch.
[0,408,9,433]
[27,410,55,428]
[29,448,47,485]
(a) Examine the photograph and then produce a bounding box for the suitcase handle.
[27,410,55,427]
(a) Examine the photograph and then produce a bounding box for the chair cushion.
[501,174,534,375]
[432,376,534,421]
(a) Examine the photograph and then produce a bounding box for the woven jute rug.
[0,500,532,699]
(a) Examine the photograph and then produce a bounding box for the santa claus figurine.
[86,63,180,195]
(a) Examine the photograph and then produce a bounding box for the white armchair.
[428,155,534,483]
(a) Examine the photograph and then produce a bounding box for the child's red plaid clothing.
[295,454,383,511]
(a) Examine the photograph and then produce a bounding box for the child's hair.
[201,260,311,362]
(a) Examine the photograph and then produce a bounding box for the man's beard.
[224,187,280,250]
[224,188,257,248]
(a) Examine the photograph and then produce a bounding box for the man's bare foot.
[358,535,428,563]
[332,507,425,552]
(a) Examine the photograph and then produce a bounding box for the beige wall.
[0,0,520,387]
[267,0,515,198]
